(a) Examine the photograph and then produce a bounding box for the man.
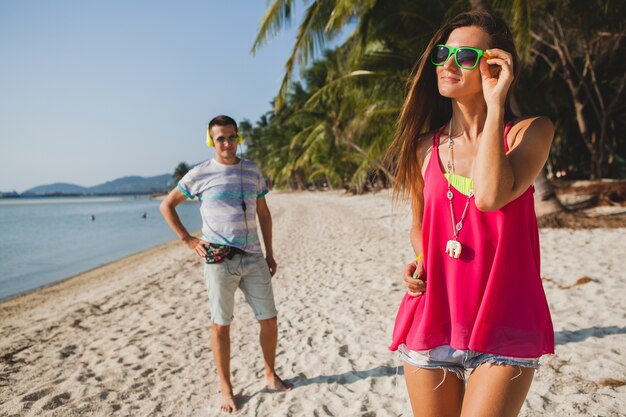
[160,115,291,413]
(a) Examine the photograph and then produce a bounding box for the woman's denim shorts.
[398,344,540,382]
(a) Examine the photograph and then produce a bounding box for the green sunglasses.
[431,44,486,70]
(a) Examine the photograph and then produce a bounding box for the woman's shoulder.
[416,130,437,156]
[416,129,442,174]
[510,115,554,134]
[508,116,555,148]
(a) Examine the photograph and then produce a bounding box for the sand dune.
[1,191,624,416]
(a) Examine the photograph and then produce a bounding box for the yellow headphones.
[206,127,243,147]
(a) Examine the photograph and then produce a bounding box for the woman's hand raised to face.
[479,48,515,109]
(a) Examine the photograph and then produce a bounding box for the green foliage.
[173,162,191,184]
[508,0,625,178]
[249,0,625,188]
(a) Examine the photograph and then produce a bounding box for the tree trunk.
[534,167,564,216]
[325,173,334,190]
[533,20,606,181]
[293,172,306,190]
[338,134,395,184]
[590,134,599,180]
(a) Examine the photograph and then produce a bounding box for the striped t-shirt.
[178,158,269,255]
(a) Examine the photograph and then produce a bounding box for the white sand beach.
[1,191,624,416]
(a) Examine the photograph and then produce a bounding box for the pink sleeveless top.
[389,122,554,358]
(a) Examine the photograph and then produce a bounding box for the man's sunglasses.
[215,135,239,144]
[430,44,486,70]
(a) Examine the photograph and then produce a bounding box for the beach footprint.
[41,392,71,410]
[21,388,51,402]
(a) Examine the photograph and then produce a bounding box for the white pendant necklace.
[444,120,473,259]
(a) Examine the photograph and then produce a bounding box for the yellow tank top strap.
[443,172,473,196]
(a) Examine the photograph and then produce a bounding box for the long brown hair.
[386,11,519,210]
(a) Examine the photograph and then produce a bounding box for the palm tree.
[251,0,377,112]
[252,1,451,190]
[173,162,191,184]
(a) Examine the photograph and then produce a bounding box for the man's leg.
[239,254,291,391]
[258,317,291,391]
[205,261,240,413]
[211,323,238,413]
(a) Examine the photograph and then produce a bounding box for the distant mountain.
[23,183,88,195]
[21,174,175,196]
[89,174,174,194]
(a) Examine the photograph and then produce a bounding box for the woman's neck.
[450,95,488,143]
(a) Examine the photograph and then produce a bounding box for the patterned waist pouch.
[204,243,245,264]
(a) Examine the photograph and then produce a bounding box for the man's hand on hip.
[182,236,210,258]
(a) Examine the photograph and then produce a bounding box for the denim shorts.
[204,253,277,325]
[398,344,539,381]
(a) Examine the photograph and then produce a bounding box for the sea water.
[0,196,202,300]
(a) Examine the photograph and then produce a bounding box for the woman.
[387,11,555,417]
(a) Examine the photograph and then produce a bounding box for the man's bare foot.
[266,374,293,392]
[219,392,238,413]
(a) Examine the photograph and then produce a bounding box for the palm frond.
[303,69,375,110]
[251,0,295,54]
[271,1,342,110]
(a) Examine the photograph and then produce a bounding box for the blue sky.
[0,1,331,192]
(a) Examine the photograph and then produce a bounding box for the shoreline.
[0,237,192,319]
[0,195,202,303]
[0,227,202,312]
[0,237,180,308]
